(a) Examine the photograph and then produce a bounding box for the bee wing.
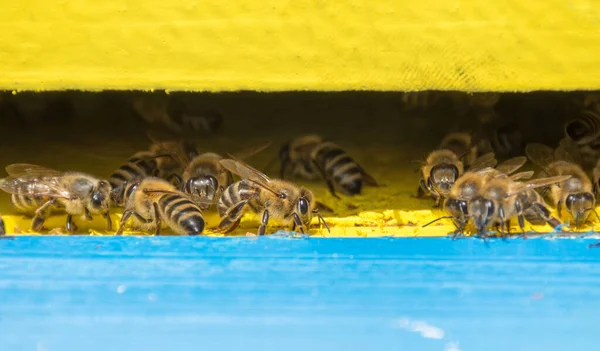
[230,141,272,161]
[525,143,555,169]
[509,171,534,181]
[5,163,64,177]
[495,156,527,175]
[219,159,272,184]
[468,152,498,173]
[0,175,73,199]
[505,175,572,198]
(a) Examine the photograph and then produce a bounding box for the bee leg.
[104,211,112,232]
[84,208,93,221]
[292,213,305,234]
[0,215,5,236]
[32,199,57,232]
[66,214,78,233]
[116,210,133,235]
[312,159,340,199]
[153,203,161,235]
[433,194,442,208]
[257,210,269,236]
[498,207,506,239]
[514,200,526,239]
[532,203,562,229]
[557,201,563,218]
[217,200,248,233]
[116,210,151,235]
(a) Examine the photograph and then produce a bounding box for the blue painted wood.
[1,235,599,351]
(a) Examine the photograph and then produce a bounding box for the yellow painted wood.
[1,0,599,92]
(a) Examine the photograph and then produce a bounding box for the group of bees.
[0,133,380,236]
[418,127,600,238]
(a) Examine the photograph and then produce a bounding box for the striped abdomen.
[10,193,51,214]
[312,143,363,195]
[217,180,257,217]
[110,155,158,203]
[158,193,205,235]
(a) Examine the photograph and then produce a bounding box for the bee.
[116,177,207,235]
[526,143,598,227]
[216,158,330,235]
[433,156,532,234]
[468,175,570,236]
[279,135,379,198]
[0,164,112,233]
[418,149,496,206]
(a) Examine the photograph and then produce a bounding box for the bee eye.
[486,201,494,215]
[298,198,309,215]
[565,195,576,209]
[459,200,468,215]
[92,192,105,206]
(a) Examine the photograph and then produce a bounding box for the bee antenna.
[422,215,455,228]
[313,210,331,233]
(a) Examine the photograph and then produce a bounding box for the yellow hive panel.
[1,0,600,91]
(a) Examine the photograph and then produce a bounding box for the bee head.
[187,176,219,210]
[430,163,460,196]
[565,192,595,227]
[90,180,112,213]
[469,196,494,233]
[444,197,468,221]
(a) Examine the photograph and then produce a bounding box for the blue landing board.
[1,236,599,351]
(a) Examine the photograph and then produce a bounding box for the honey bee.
[279,135,379,198]
[116,177,207,235]
[436,156,532,234]
[0,164,112,233]
[526,143,598,227]
[419,150,496,206]
[468,175,570,236]
[216,158,330,235]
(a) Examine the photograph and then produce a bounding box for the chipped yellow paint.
[1,0,600,91]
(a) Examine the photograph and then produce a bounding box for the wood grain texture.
[1,1,599,91]
[0,236,598,350]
